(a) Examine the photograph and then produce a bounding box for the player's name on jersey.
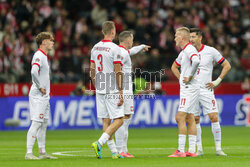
[94,47,110,52]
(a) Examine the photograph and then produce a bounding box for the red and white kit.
[91,40,124,119]
[119,44,146,115]
[29,49,50,122]
[175,43,200,113]
[194,44,225,116]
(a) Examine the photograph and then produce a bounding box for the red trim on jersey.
[113,61,123,66]
[90,60,95,63]
[218,57,225,64]
[198,44,205,52]
[183,43,191,50]
[118,45,126,49]
[118,45,130,54]
[190,54,197,61]
[101,40,112,42]
[175,60,181,66]
[32,63,41,75]
[38,49,48,57]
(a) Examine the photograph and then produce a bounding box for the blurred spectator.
[0,0,248,85]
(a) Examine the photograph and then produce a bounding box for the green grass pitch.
[0,127,250,167]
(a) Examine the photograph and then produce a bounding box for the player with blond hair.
[169,27,200,157]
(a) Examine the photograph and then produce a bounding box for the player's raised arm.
[129,45,151,56]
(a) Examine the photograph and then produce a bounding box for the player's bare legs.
[103,118,124,158]
[176,112,187,154]
[105,118,124,136]
[92,117,124,159]
[169,111,187,157]
[169,111,197,157]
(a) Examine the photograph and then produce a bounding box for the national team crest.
[117,55,121,59]
[130,106,134,112]
[39,114,44,119]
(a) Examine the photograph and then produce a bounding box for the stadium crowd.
[0,0,249,84]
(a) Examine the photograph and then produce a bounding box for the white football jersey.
[119,45,133,94]
[29,49,50,99]
[196,44,225,87]
[91,40,122,94]
[175,43,199,87]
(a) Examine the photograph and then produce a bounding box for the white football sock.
[196,123,203,151]
[123,118,131,153]
[115,122,125,153]
[27,121,42,153]
[188,135,196,153]
[37,119,48,153]
[178,134,186,153]
[98,132,110,146]
[211,122,222,151]
[107,139,118,154]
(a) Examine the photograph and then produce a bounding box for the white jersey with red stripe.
[29,49,50,99]
[91,40,122,94]
[196,44,225,87]
[175,43,199,88]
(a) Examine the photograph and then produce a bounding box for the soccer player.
[169,27,200,157]
[25,32,57,160]
[189,28,231,156]
[90,21,124,159]
[115,31,150,158]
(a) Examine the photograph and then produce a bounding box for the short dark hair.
[35,32,54,46]
[190,28,203,36]
[119,31,133,43]
[102,21,115,35]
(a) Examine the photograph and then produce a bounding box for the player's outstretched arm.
[129,45,151,56]
[171,61,180,80]
[206,59,231,90]
[90,62,96,88]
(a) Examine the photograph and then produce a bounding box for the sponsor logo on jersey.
[35,58,40,62]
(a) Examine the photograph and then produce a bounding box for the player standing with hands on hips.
[189,28,231,156]
[25,32,57,160]
[169,27,200,157]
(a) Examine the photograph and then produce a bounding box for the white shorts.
[178,86,199,114]
[194,88,218,116]
[124,94,134,115]
[29,97,50,122]
[96,93,124,119]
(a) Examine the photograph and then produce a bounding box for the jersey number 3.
[97,54,103,72]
